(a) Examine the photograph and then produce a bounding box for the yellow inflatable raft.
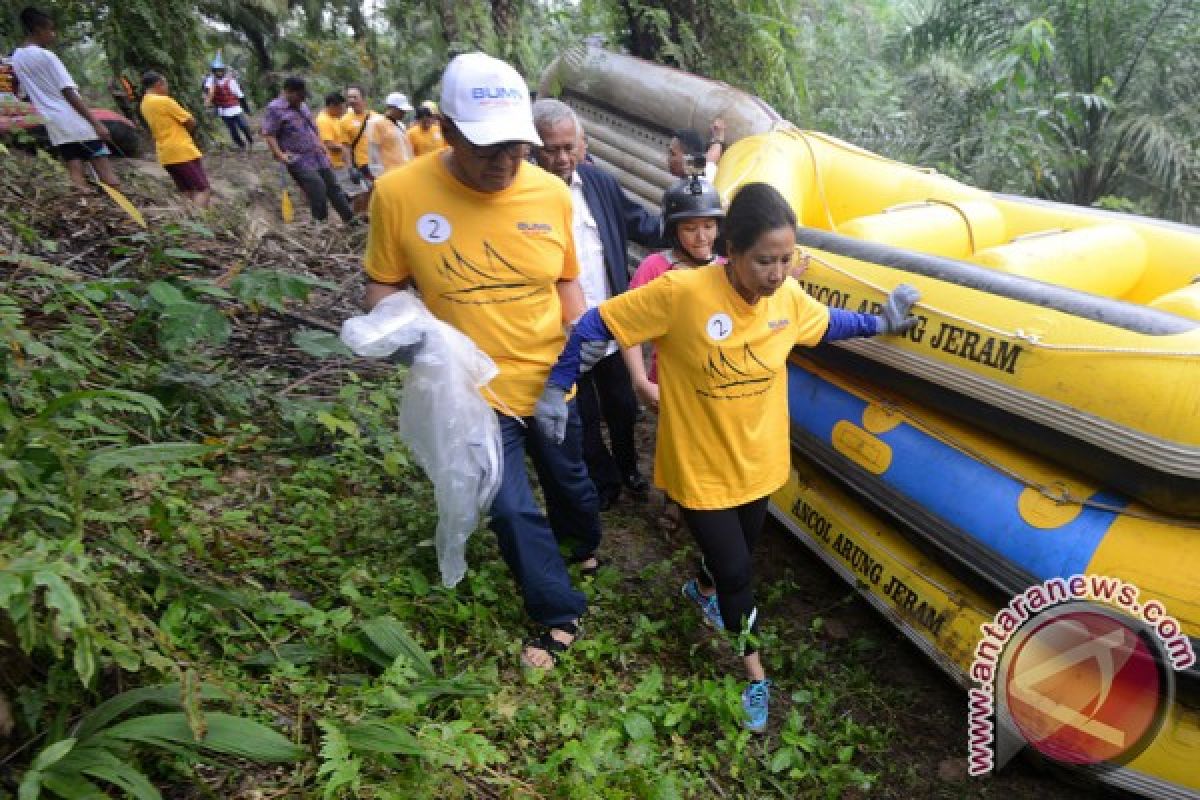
[542,44,1200,516]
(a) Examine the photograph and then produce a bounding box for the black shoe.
[623,472,650,495]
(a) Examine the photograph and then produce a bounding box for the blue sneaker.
[742,679,771,733]
[681,579,724,630]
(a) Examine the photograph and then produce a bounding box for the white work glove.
[877,284,921,334]
[533,385,569,445]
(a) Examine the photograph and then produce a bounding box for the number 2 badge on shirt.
[417,213,452,244]
[706,312,733,342]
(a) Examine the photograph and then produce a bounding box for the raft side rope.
[797,357,1200,529]
[801,247,1200,358]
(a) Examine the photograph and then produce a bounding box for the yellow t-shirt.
[315,109,345,169]
[365,155,579,416]
[599,265,831,509]
[139,93,201,165]
[407,122,447,157]
[367,116,412,173]
[338,109,371,168]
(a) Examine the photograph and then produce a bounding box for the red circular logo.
[1001,606,1166,766]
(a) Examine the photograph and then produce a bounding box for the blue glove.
[388,333,426,367]
[877,284,920,334]
[534,385,569,444]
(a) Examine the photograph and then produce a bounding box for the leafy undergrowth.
[2,148,904,799]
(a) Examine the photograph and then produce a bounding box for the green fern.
[317,720,362,800]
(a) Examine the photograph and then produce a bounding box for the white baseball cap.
[439,52,541,147]
[385,92,413,112]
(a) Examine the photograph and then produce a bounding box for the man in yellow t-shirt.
[338,85,375,212]
[139,71,210,208]
[315,91,346,170]
[366,92,413,177]
[363,53,601,671]
[406,100,447,157]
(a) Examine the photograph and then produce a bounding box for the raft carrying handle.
[881,198,979,255]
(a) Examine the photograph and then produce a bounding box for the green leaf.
[769,747,792,773]
[292,329,351,359]
[358,617,435,679]
[622,712,654,743]
[146,281,187,306]
[0,489,18,526]
[341,720,424,756]
[30,738,78,773]
[86,443,215,477]
[32,572,86,629]
[156,300,231,352]
[73,629,97,687]
[75,683,224,741]
[38,389,164,423]
[162,247,205,262]
[40,771,108,798]
[230,270,330,312]
[101,712,303,762]
[56,746,162,800]
[243,643,325,667]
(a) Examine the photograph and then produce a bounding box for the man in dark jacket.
[532,97,663,509]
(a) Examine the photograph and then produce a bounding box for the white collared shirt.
[569,170,617,356]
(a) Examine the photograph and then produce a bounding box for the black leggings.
[680,496,769,654]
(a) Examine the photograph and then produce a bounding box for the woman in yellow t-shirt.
[139,71,210,208]
[536,182,920,733]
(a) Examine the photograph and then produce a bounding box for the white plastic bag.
[340,291,502,587]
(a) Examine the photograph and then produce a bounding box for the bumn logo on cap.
[471,87,523,101]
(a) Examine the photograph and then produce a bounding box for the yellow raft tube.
[716,129,1200,517]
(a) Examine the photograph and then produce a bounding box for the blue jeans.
[221,112,254,148]
[489,400,600,627]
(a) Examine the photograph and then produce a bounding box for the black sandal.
[521,621,579,669]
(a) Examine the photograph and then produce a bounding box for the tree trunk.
[618,0,660,60]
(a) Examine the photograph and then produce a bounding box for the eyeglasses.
[467,141,528,161]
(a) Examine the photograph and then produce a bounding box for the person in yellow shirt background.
[366,92,414,177]
[338,85,376,212]
[139,71,210,209]
[537,182,921,732]
[315,91,346,171]
[406,100,447,157]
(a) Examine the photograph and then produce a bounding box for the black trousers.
[287,165,354,223]
[221,113,254,148]
[680,496,770,654]
[576,350,639,498]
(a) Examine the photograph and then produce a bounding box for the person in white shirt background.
[203,54,255,152]
[10,6,120,190]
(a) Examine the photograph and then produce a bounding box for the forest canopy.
[3,0,1197,221]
